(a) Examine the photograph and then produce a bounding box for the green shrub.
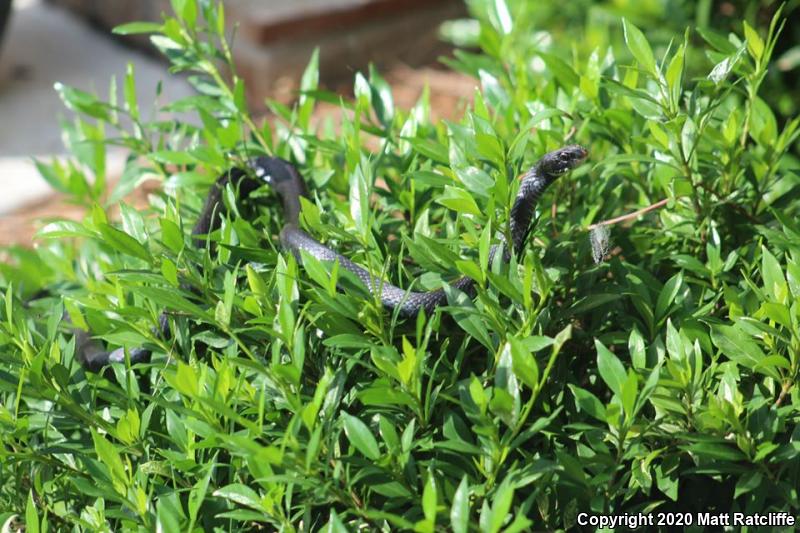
[1,0,799,530]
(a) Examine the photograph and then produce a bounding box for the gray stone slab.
[0,0,193,213]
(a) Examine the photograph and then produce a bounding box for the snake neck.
[191,168,258,244]
[192,158,307,243]
[508,166,560,254]
[250,156,307,226]
[273,173,305,226]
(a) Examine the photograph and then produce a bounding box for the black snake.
[71,145,588,371]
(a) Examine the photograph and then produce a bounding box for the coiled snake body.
[74,145,588,371]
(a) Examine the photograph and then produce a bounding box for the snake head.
[537,144,588,176]
[249,156,298,185]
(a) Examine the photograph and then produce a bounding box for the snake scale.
[72,145,588,371]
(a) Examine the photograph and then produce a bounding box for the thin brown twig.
[774,381,793,408]
[587,198,671,230]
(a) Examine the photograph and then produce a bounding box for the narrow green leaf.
[174,361,199,397]
[684,441,746,461]
[489,478,514,533]
[711,324,779,379]
[568,385,606,422]
[761,246,787,303]
[369,64,394,127]
[99,224,152,262]
[450,476,470,533]
[628,327,646,369]
[36,220,95,239]
[621,370,638,419]
[422,473,437,523]
[495,342,521,426]
[491,0,513,34]
[596,339,627,396]
[113,22,162,35]
[298,48,320,129]
[743,21,765,62]
[342,413,380,460]
[623,19,657,76]
[188,462,215,525]
[213,484,262,511]
[665,44,684,95]
[436,186,482,217]
[91,429,128,495]
[509,337,539,390]
[25,490,40,533]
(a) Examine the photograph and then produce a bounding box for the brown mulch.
[0,63,474,248]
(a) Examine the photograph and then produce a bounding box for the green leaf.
[99,223,152,262]
[595,339,627,397]
[734,471,763,499]
[450,476,470,533]
[170,0,187,18]
[491,0,513,34]
[25,490,40,533]
[91,429,128,495]
[173,361,199,397]
[445,288,493,349]
[150,150,196,165]
[665,44,684,96]
[708,43,746,84]
[489,477,514,533]
[711,324,779,379]
[124,62,139,119]
[628,327,647,369]
[369,64,394,127]
[787,256,800,298]
[684,441,746,462]
[621,370,638,418]
[407,137,450,164]
[623,19,657,77]
[568,385,606,422]
[537,52,579,89]
[35,159,69,193]
[422,473,437,523]
[495,342,521,426]
[325,510,350,533]
[55,83,111,121]
[113,22,162,35]
[214,484,262,511]
[181,0,197,26]
[436,186,482,217]
[160,218,184,253]
[509,337,539,390]
[761,246,787,303]
[342,413,380,460]
[298,48,320,129]
[156,493,184,533]
[656,272,682,323]
[36,220,95,239]
[743,21,765,62]
[188,462,215,526]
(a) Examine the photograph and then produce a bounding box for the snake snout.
[539,144,589,175]
[562,144,589,165]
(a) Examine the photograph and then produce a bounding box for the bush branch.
[588,198,671,230]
